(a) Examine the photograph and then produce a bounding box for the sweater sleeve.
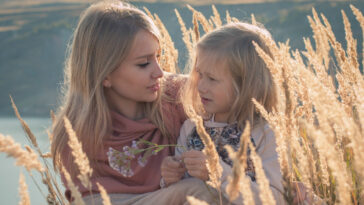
[220,123,286,205]
[175,119,195,157]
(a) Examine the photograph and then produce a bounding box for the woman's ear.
[103,77,111,88]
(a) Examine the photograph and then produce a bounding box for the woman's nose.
[152,62,163,79]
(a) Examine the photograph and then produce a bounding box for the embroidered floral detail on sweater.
[186,123,256,181]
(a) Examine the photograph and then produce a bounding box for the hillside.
[0,0,363,116]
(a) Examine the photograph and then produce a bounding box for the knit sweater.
[62,73,186,199]
[175,118,286,205]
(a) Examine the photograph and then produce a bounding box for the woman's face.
[103,29,163,117]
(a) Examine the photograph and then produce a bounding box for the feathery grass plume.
[144,7,178,74]
[0,133,44,172]
[192,115,223,204]
[296,63,354,204]
[251,13,257,25]
[19,172,30,205]
[61,166,85,205]
[10,96,38,148]
[175,9,193,58]
[303,121,353,204]
[211,5,222,28]
[63,117,93,189]
[10,96,64,203]
[47,130,53,145]
[187,196,209,205]
[187,5,213,33]
[231,17,240,23]
[96,183,111,205]
[309,8,331,70]
[226,10,231,23]
[248,140,276,205]
[306,11,335,92]
[302,37,336,96]
[50,110,55,124]
[225,122,255,204]
[350,5,364,69]
[342,10,359,72]
[322,14,348,69]
[193,12,200,42]
[154,13,179,73]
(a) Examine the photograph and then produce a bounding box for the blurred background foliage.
[0,0,362,116]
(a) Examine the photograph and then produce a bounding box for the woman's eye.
[138,62,150,68]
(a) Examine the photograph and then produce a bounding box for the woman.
[51,1,217,204]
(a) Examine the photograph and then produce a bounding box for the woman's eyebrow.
[134,53,154,60]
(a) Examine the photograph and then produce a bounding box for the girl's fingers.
[187,169,209,181]
[183,156,206,166]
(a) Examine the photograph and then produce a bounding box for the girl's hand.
[182,150,209,181]
[161,156,186,186]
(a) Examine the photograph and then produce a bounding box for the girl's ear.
[103,77,111,88]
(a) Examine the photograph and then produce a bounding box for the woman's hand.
[182,150,209,181]
[161,156,186,186]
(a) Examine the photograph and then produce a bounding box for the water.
[0,117,64,205]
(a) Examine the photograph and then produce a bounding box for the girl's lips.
[200,97,211,105]
[148,83,160,92]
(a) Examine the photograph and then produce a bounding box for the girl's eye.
[208,76,216,81]
[138,62,150,68]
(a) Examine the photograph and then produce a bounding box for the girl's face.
[195,51,235,122]
[103,29,163,117]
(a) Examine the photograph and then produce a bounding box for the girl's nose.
[197,78,207,94]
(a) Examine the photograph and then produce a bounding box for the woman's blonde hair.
[51,1,168,177]
[182,22,277,129]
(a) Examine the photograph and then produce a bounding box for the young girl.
[51,1,217,204]
[161,22,286,204]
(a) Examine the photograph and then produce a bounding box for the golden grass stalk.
[211,5,222,28]
[63,117,93,189]
[225,122,252,201]
[10,96,38,148]
[248,141,275,205]
[187,5,213,33]
[18,172,30,205]
[350,5,364,70]
[342,10,359,72]
[175,9,193,56]
[251,13,257,25]
[186,196,209,205]
[11,96,65,204]
[154,13,179,73]
[60,165,85,205]
[226,10,231,24]
[192,116,223,203]
[0,133,44,172]
[96,183,111,205]
[193,12,200,42]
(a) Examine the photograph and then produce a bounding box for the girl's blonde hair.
[182,22,277,129]
[52,1,168,177]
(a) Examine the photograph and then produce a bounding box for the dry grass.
[0,3,363,205]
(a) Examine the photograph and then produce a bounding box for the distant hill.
[0,1,363,116]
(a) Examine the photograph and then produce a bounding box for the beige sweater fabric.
[175,119,286,205]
